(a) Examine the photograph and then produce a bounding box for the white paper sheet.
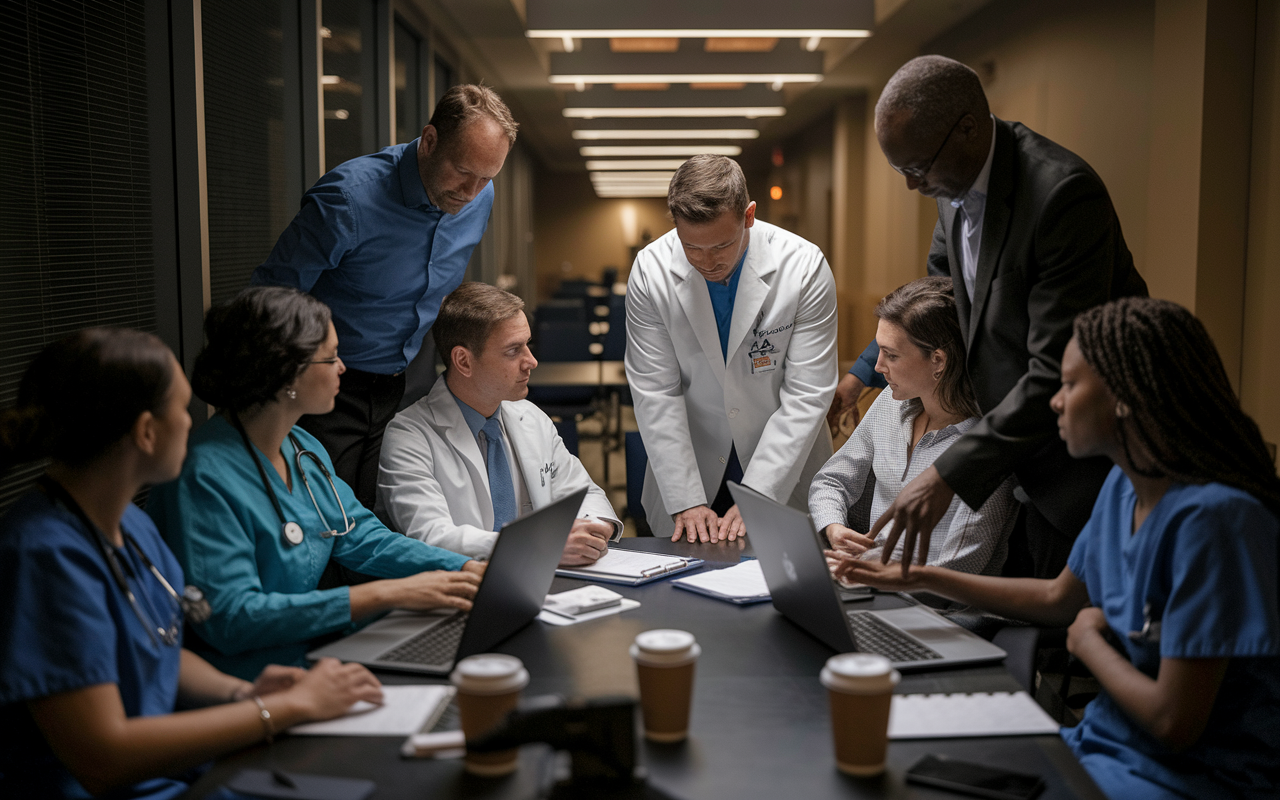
[888,691,1060,739]
[563,548,690,578]
[289,684,453,736]
[671,560,770,601]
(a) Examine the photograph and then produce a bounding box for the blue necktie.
[481,416,517,531]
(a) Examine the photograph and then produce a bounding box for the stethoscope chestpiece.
[282,521,305,546]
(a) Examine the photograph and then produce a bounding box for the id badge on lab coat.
[749,338,777,375]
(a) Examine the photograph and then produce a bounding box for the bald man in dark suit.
[833,56,1147,578]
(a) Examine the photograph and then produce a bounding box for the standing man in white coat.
[376,282,620,564]
[627,155,838,543]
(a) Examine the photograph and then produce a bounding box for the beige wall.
[531,170,673,301]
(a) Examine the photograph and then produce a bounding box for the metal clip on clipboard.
[641,558,691,578]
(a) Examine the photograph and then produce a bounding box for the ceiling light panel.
[549,40,824,86]
[585,160,690,170]
[526,0,874,38]
[572,129,759,140]
[581,145,742,156]
[564,107,784,119]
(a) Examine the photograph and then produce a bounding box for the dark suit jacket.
[929,119,1147,538]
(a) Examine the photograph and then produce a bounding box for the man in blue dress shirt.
[253,84,517,510]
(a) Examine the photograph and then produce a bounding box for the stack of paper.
[671,560,771,604]
[888,691,1060,739]
[556,548,703,585]
[289,685,454,736]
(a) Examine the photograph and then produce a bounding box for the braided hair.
[1073,297,1280,516]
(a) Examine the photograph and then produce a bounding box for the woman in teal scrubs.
[830,297,1280,799]
[0,328,383,799]
[148,286,485,679]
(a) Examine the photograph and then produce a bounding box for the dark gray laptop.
[308,488,587,675]
[728,483,1005,671]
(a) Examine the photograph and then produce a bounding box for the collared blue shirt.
[453,393,499,447]
[253,139,494,374]
[704,248,746,361]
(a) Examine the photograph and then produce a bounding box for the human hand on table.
[823,523,876,556]
[559,518,612,566]
[671,504,721,543]
[235,664,308,700]
[715,504,746,542]
[824,549,929,592]
[870,464,954,576]
[285,658,384,721]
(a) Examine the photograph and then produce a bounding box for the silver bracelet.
[251,695,275,744]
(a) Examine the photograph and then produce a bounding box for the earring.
[287,388,297,401]
[1115,401,1130,418]
[932,371,943,381]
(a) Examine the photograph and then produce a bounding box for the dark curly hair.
[192,286,331,414]
[875,276,980,419]
[1,328,175,472]
[1073,296,1280,516]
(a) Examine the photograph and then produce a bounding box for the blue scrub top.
[0,489,187,799]
[1063,467,1280,799]
[147,415,469,679]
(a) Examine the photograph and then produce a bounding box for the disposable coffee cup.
[449,654,530,776]
[630,629,701,743]
[820,653,900,776]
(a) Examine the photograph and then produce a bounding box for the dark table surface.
[526,360,627,387]
[182,537,1103,800]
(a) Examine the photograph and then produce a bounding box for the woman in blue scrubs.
[830,297,1280,799]
[0,329,384,799]
[148,287,485,679]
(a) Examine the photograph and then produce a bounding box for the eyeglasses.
[890,113,966,181]
[307,357,341,365]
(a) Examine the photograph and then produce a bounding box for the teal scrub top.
[1063,467,1280,799]
[148,415,469,679]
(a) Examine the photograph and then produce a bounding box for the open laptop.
[308,488,587,675]
[728,483,1005,671]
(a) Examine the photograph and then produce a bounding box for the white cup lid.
[630,629,700,666]
[820,653,900,694]
[449,654,530,695]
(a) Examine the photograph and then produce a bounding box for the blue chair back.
[553,418,580,457]
[625,431,647,527]
[601,293,627,361]
[535,298,586,325]
[535,320,592,362]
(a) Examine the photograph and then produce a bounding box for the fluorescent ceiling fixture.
[590,171,675,180]
[586,159,689,170]
[572,129,759,140]
[551,73,821,85]
[595,188,671,197]
[581,145,742,156]
[529,29,870,38]
[564,106,785,119]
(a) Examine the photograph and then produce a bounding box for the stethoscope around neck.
[231,414,354,547]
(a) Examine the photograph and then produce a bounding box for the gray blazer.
[930,118,1148,538]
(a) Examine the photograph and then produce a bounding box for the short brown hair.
[875,276,979,419]
[428,84,518,148]
[434,282,526,371]
[667,155,750,224]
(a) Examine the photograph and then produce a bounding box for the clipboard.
[555,548,704,585]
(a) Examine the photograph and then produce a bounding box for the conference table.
[182,538,1104,799]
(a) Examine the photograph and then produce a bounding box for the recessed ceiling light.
[581,145,743,156]
[572,129,760,140]
[550,73,822,85]
[564,107,785,119]
[585,159,690,170]
[528,29,871,38]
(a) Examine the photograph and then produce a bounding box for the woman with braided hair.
[829,297,1280,799]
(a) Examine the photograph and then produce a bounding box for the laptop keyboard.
[375,613,468,666]
[846,611,943,663]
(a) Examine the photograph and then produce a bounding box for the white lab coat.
[376,378,620,558]
[625,220,838,539]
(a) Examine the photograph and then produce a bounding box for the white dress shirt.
[952,115,998,301]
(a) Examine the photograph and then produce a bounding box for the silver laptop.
[728,483,1005,671]
[308,488,587,675]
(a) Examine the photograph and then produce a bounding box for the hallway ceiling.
[413,0,994,193]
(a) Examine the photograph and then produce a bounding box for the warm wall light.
[564,107,785,119]
[581,145,742,156]
[572,129,759,140]
[321,75,342,85]
[770,186,783,200]
[620,203,640,246]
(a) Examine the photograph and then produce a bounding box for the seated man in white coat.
[627,155,838,543]
[377,282,621,565]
